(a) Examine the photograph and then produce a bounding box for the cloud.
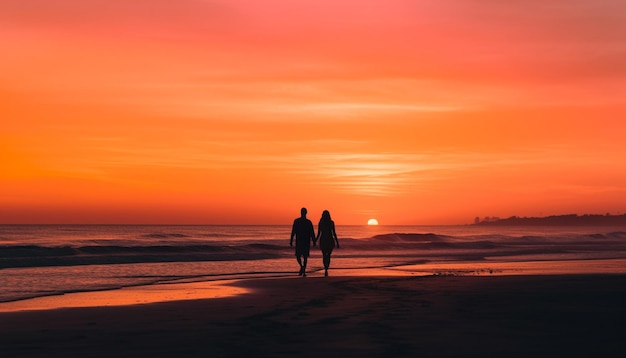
[264,102,463,117]
[0,0,237,36]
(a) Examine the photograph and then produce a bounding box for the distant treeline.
[473,214,626,226]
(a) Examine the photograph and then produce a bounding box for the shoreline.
[1,274,625,357]
[2,257,625,313]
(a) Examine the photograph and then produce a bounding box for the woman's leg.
[322,252,330,269]
[322,249,333,277]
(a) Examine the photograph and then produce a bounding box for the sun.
[367,218,379,226]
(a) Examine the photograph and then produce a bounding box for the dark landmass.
[474,213,626,226]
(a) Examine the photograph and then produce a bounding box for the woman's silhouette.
[315,210,340,277]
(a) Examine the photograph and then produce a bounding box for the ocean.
[1,224,626,304]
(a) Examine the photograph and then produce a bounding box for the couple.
[290,207,340,277]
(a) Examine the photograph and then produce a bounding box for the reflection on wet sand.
[0,280,247,313]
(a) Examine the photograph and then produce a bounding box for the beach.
[1,274,625,357]
[2,225,625,356]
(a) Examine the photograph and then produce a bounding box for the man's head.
[300,207,307,217]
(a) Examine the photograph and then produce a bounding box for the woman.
[315,210,340,277]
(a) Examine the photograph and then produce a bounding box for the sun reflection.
[0,281,248,313]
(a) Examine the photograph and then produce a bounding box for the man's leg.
[302,255,308,277]
[296,254,303,275]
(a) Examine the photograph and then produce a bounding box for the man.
[290,207,316,277]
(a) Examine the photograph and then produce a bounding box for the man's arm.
[314,225,320,246]
[310,221,317,246]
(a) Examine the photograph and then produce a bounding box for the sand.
[1,274,625,357]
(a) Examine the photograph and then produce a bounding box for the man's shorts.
[295,245,310,258]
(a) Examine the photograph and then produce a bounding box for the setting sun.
[367,219,379,226]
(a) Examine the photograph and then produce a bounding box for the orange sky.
[2,0,626,225]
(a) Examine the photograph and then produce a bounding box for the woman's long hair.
[319,210,332,228]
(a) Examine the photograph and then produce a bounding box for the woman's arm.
[332,222,339,247]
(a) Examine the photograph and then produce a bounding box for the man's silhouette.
[290,207,316,277]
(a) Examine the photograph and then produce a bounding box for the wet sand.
[1,274,625,357]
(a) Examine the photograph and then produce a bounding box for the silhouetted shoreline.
[474,213,626,226]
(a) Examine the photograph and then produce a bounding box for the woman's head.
[321,210,331,221]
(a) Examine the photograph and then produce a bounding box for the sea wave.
[3,225,626,305]
[352,232,626,260]
[0,244,288,269]
[370,233,448,242]
[2,230,626,269]
[139,233,191,239]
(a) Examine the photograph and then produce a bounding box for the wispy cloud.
[264,102,463,116]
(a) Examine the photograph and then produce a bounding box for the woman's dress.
[318,221,336,253]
